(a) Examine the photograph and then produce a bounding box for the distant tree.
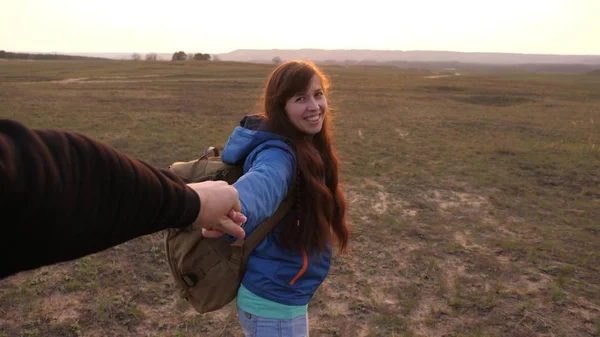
[193,53,211,61]
[145,53,157,61]
[131,53,141,61]
[0,50,6,59]
[172,51,187,61]
[272,56,282,65]
[187,52,195,61]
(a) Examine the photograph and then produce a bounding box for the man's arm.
[0,119,200,278]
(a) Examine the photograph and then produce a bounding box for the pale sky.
[2,0,599,55]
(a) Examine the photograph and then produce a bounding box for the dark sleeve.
[0,119,200,279]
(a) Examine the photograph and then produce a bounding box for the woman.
[206,60,350,336]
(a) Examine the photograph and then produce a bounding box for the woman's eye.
[315,92,323,97]
[295,97,305,102]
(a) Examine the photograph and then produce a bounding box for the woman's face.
[284,75,327,135]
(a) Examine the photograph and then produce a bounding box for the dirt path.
[50,75,160,84]
[424,72,461,79]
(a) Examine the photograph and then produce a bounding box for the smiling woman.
[214,60,350,336]
[284,75,327,135]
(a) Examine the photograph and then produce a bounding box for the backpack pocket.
[164,227,245,313]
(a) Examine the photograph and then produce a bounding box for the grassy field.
[1,59,599,337]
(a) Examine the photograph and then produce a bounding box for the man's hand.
[201,209,244,239]
[187,181,246,239]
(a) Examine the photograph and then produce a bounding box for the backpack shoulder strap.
[241,182,297,255]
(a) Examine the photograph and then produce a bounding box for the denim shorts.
[237,306,309,337]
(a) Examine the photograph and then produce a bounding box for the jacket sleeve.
[233,145,295,235]
[0,119,200,279]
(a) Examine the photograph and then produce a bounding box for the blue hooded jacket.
[221,115,332,306]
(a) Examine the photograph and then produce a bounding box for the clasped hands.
[187,181,246,239]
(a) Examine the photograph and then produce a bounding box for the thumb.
[202,228,225,238]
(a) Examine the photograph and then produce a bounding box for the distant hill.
[24,49,600,66]
[0,51,109,61]
[61,52,175,61]
[216,49,600,65]
[8,49,599,73]
[209,49,600,73]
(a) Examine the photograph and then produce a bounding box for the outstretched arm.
[233,146,295,235]
[0,119,243,279]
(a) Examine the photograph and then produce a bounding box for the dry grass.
[1,59,599,337]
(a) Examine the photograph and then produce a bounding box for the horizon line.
[6,48,600,57]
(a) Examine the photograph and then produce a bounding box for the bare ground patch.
[344,179,600,336]
[424,189,489,212]
[451,95,535,107]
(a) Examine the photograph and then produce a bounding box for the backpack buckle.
[230,253,241,265]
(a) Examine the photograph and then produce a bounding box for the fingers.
[214,218,245,240]
[201,228,225,238]
[201,210,246,240]
[227,209,247,224]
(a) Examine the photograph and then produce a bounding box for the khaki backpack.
[164,146,296,314]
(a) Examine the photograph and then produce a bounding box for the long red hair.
[255,60,349,254]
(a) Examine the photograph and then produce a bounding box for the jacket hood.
[221,115,292,164]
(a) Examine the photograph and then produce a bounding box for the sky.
[2,0,599,55]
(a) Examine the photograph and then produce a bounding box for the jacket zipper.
[289,248,308,286]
